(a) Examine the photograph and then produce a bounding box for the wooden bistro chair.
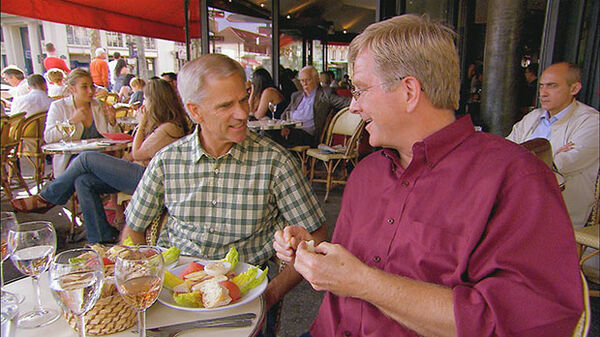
[17,111,48,191]
[574,173,599,297]
[307,107,365,202]
[571,272,592,337]
[1,113,31,199]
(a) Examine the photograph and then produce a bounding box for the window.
[144,38,156,49]
[66,25,90,45]
[106,32,123,47]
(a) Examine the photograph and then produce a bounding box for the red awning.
[0,0,201,42]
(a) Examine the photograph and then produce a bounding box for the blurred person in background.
[2,66,30,99]
[10,74,53,117]
[128,77,146,106]
[90,47,110,89]
[108,52,121,90]
[43,42,70,74]
[47,68,70,98]
[249,68,284,119]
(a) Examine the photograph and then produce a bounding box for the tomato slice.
[102,257,114,266]
[179,262,205,279]
[220,280,241,302]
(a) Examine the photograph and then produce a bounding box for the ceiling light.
[343,29,347,34]
[286,15,291,19]
[260,3,265,7]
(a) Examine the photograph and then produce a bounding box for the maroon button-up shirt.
[311,116,583,337]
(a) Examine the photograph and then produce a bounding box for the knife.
[141,313,256,333]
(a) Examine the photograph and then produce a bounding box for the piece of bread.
[194,278,232,308]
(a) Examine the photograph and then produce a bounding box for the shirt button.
[214,169,219,175]
[387,218,394,224]
[373,256,381,263]
[343,332,352,337]
[401,181,409,187]
[211,200,217,206]
[209,227,215,233]
[428,162,434,168]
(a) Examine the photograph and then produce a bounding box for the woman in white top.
[44,68,121,177]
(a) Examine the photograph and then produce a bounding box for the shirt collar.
[542,100,573,123]
[191,126,248,164]
[381,115,475,169]
[304,88,317,98]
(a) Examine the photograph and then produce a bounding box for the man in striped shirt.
[122,54,328,313]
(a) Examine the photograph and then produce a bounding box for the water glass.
[1,292,19,337]
[1,212,24,304]
[115,246,164,337]
[8,221,59,328]
[49,248,104,337]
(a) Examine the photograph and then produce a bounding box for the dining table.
[3,256,266,337]
[247,119,302,131]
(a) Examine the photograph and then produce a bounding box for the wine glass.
[55,120,76,146]
[115,246,164,337]
[1,212,24,304]
[8,221,59,328]
[49,248,104,337]
[268,102,278,122]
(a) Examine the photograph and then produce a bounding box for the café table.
[247,119,302,131]
[4,256,265,337]
[116,117,138,132]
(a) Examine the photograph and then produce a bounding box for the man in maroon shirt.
[43,42,70,74]
[273,14,583,337]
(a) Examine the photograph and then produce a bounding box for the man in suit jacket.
[277,66,350,147]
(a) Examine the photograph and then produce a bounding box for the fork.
[141,313,256,337]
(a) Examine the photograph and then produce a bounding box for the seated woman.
[248,68,284,119]
[44,68,122,178]
[11,79,191,244]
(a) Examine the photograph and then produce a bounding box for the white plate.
[157,259,268,312]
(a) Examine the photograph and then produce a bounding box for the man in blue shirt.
[275,66,350,147]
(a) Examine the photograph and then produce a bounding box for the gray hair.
[300,65,319,80]
[95,47,106,57]
[349,14,460,110]
[177,54,246,123]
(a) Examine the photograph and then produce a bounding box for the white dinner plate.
[157,259,268,312]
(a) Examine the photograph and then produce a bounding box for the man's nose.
[349,97,361,114]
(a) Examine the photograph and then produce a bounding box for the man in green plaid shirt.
[121,54,328,312]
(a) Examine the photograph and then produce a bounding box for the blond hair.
[129,77,146,90]
[349,14,460,110]
[66,68,92,87]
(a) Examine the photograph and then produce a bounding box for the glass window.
[106,32,123,47]
[280,35,303,71]
[66,25,90,46]
[313,40,323,71]
[406,0,450,24]
[144,37,156,50]
[208,7,272,76]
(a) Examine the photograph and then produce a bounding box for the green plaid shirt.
[125,127,325,265]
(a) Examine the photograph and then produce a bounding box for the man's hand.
[555,141,575,155]
[294,241,368,298]
[273,225,313,263]
[281,127,291,139]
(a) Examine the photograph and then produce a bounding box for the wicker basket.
[62,278,137,335]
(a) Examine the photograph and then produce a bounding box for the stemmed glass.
[55,120,76,146]
[1,212,25,304]
[115,246,164,337]
[268,102,278,122]
[49,248,104,337]
[8,221,59,328]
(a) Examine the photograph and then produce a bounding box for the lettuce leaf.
[221,247,238,272]
[161,246,181,265]
[231,266,268,295]
[172,292,202,308]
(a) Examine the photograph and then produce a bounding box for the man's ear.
[569,82,582,96]
[404,76,422,113]
[186,102,203,124]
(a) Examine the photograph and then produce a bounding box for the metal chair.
[1,113,31,199]
[17,110,48,191]
[307,107,365,202]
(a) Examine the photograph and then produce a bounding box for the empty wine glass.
[1,212,24,304]
[8,221,59,328]
[49,248,104,337]
[115,246,164,337]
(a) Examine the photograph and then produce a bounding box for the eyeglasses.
[350,76,406,101]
